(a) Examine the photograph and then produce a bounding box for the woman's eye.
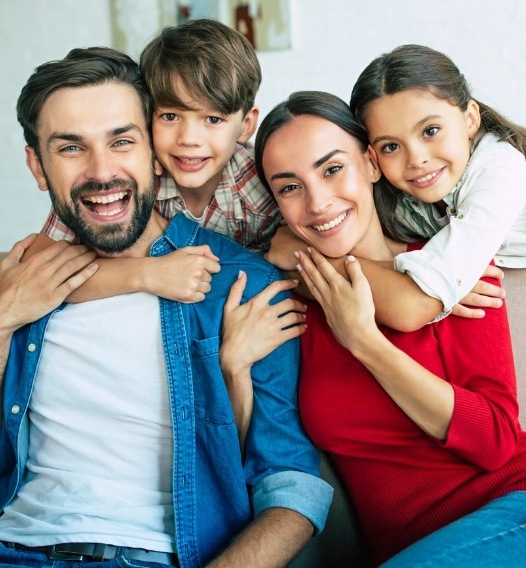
[423,125,440,138]
[380,143,399,154]
[325,165,342,176]
[278,183,300,195]
[206,116,223,125]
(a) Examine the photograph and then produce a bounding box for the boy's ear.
[237,107,259,145]
[154,157,163,176]
[25,146,48,192]
[366,144,382,183]
[466,99,481,138]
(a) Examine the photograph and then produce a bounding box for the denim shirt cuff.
[251,470,334,534]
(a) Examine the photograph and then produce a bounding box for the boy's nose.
[176,121,201,147]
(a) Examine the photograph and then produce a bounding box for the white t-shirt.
[0,293,176,550]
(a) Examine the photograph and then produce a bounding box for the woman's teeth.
[312,211,347,232]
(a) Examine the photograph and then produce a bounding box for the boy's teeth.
[180,158,203,164]
[312,212,347,232]
[85,192,126,204]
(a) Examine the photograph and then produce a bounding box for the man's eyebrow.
[110,123,143,137]
[270,149,345,182]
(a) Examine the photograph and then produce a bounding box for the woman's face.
[262,115,381,258]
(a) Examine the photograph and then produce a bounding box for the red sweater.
[298,264,526,565]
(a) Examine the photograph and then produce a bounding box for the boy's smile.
[152,92,257,217]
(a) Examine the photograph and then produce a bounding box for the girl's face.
[262,115,381,258]
[364,89,480,203]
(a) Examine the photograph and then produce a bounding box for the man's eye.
[60,145,81,153]
[114,140,132,148]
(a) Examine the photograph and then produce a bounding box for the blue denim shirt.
[0,215,333,568]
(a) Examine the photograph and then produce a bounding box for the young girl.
[350,44,526,319]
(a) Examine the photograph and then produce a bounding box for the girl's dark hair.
[349,44,526,242]
[255,90,369,196]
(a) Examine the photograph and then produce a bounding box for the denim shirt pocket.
[191,336,235,426]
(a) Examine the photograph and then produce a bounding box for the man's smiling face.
[27,81,162,255]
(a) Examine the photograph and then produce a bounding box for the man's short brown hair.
[140,18,261,116]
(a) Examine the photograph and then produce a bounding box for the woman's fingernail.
[347,255,356,262]
[296,264,303,272]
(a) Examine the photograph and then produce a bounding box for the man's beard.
[45,165,157,255]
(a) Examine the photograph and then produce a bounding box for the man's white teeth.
[312,212,347,232]
[85,192,126,204]
[97,205,125,217]
[415,171,439,183]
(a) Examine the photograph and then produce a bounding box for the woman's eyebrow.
[313,149,344,168]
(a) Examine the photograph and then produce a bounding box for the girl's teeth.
[415,171,439,183]
[313,212,347,232]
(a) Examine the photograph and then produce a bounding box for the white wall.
[1,0,525,250]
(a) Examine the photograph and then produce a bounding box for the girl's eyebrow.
[371,115,442,145]
[270,149,346,182]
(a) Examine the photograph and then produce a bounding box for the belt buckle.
[47,545,85,561]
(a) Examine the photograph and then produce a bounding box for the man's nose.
[83,149,119,182]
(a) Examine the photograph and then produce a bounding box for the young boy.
[34,19,281,302]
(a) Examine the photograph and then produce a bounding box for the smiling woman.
[222,90,526,566]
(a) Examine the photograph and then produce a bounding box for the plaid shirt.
[42,144,281,253]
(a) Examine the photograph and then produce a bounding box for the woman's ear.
[25,146,48,191]
[365,145,382,183]
[237,107,260,146]
[466,100,481,139]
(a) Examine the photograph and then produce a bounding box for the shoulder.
[470,133,525,170]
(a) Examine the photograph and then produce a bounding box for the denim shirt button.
[27,343,36,352]
[11,405,20,414]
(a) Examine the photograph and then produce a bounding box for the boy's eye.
[161,113,178,121]
[205,116,223,125]
[380,142,399,154]
[423,125,440,138]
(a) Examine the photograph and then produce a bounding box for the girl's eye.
[423,125,440,138]
[205,116,223,125]
[325,164,342,176]
[380,143,399,154]
[161,113,178,121]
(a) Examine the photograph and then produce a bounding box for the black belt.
[3,541,179,565]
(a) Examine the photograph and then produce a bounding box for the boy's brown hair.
[140,18,261,116]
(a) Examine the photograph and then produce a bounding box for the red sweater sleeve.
[438,281,519,470]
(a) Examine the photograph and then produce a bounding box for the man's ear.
[25,146,48,191]
[366,144,382,183]
[237,107,259,146]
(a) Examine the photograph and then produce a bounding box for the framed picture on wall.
[109,0,291,59]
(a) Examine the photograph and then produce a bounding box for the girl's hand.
[296,248,380,353]
[265,225,308,270]
[143,245,221,303]
[220,272,307,451]
[452,264,505,318]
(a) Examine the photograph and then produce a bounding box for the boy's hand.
[265,225,308,270]
[452,264,505,319]
[143,245,221,303]
[0,235,98,334]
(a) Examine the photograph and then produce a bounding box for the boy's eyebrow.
[46,124,144,148]
[270,149,346,181]
[371,114,442,145]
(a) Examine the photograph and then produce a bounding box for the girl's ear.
[365,145,382,183]
[466,100,481,138]
[25,146,48,191]
[237,107,260,146]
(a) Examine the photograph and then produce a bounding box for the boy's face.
[152,86,258,199]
